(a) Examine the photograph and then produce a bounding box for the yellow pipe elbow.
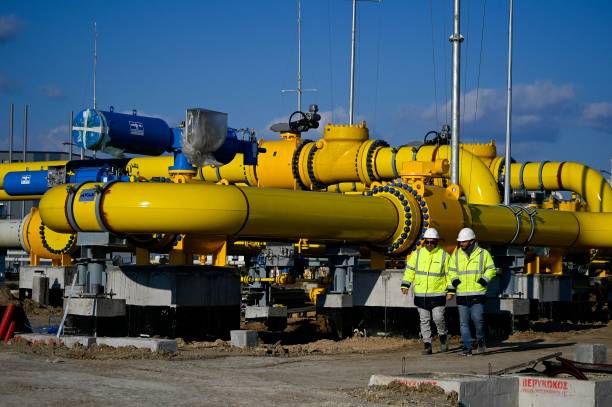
[416,145,501,205]
[509,161,612,212]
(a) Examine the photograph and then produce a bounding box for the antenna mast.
[449,0,463,185]
[93,22,97,109]
[281,0,317,112]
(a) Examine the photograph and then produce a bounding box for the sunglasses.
[423,240,438,245]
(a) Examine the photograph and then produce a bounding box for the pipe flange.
[369,182,422,255]
[518,161,531,191]
[94,180,121,233]
[291,139,312,190]
[306,143,326,190]
[537,161,549,191]
[66,181,92,233]
[364,140,388,185]
[389,180,431,252]
[39,223,75,255]
[390,148,400,179]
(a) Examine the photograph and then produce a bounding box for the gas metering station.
[0,103,610,339]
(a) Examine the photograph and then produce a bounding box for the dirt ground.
[1,286,612,406]
[0,318,611,406]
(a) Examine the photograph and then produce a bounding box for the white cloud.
[582,102,612,132]
[397,81,579,143]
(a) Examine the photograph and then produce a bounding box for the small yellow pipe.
[507,162,612,212]
[416,145,501,205]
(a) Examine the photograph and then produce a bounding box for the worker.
[448,227,497,356]
[401,228,452,355]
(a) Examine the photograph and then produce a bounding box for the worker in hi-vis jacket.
[448,227,497,356]
[401,228,453,355]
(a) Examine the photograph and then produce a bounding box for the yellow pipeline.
[39,183,399,243]
[500,162,612,212]
[463,204,612,249]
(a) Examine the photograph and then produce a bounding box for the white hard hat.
[423,228,440,239]
[457,227,476,242]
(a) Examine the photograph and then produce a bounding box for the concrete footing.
[245,305,287,319]
[15,333,176,352]
[369,373,612,407]
[230,330,258,348]
[369,374,517,407]
[518,375,612,406]
[32,276,49,305]
[96,337,177,352]
[16,333,95,348]
[574,343,608,364]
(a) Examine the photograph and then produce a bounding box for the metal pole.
[69,111,74,160]
[349,0,357,125]
[21,104,28,218]
[449,0,463,185]
[297,0,302,112]
[503,0,514,205]
[93,22,97,109]
[8,104,14,219]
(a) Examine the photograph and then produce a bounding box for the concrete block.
[518,376,612,407]
[19,265,74,290]
[32,275,49,305]
[96,337,177,352]
[574,343,608,364]
[62,336,96,348]
[230,330,258,348]
[105,265,240,307]
[65,297,126,317]
[16,333,60,345]
[316,293,353,308]
[245,305,287,319]
[500,298,530,316]
[369,374,518,407]
[15,333,95,348]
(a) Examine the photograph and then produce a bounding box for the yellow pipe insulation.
[503,162,612,212]
[37,181,612,252]
[39,182,399,243]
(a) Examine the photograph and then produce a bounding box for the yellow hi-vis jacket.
[448,244,496,296]
[401,246,451,297]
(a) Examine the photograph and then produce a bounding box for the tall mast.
[281,1,316,111]
[449,0,464,185]
[503,0,514,205]
[93,22,98,109]
[348,0,357,125]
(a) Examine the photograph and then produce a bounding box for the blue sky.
[1,0,611,174]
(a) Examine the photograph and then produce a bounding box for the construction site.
[1,1,612,406]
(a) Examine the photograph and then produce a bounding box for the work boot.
[460,347,472,357]
[421,342,433,355]
[439,335,448,352]
[477,341,486,354]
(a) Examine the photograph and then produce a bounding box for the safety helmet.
[423,228,440,240]
[457,227,476,242]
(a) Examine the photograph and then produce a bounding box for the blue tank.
[72,108,173,156]
[3,170,49,196]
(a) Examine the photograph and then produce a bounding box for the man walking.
[401,228,452,355]
[448,227,497,356]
